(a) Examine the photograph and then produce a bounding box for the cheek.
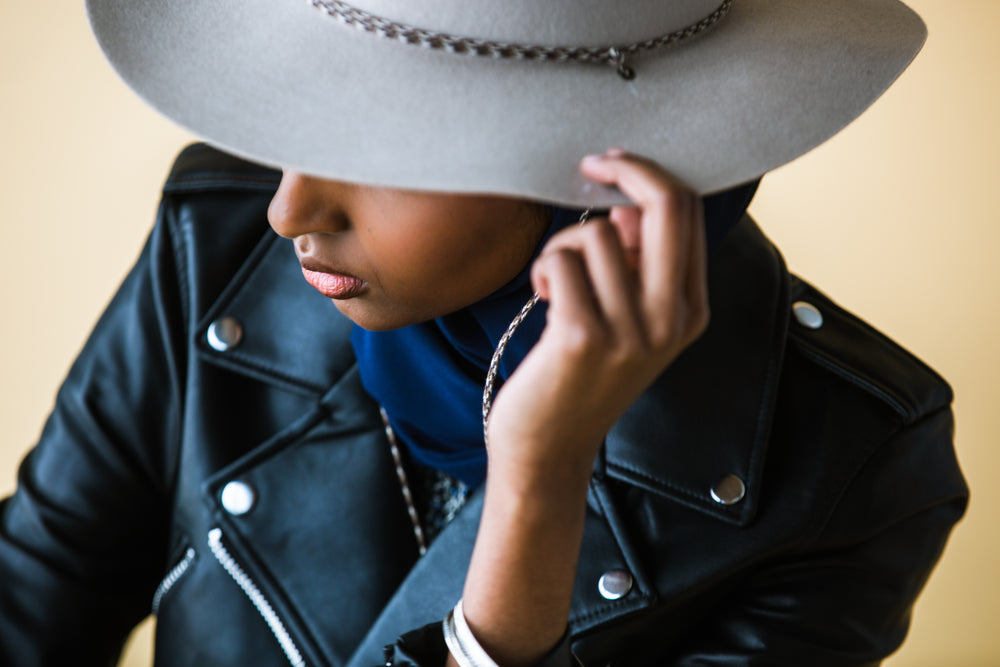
[363,203,545,315]
[367,227,464,297]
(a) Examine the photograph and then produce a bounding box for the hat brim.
[86,0,925,206]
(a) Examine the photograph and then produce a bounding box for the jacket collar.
[197,215,790,527]
[604,215,790,526]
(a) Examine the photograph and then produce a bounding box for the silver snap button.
[792,301,823,330]
[207,317,243,352]
[597,570,633,600]
[710,474,746,506]
[220,481,256,516]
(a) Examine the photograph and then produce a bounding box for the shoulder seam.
[788,277,952,425]
[163,175,281,195]
[791,334,911,420]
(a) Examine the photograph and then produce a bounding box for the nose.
[267,171,350,238]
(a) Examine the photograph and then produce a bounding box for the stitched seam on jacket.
[791,277,952,388]
[163,175,281,194]
[213,354,328,395]
[165,206,191,339]
[160,201,193,498]
[193,232,332,395]
[604,459,737,518]
[570,594,653,625]
[744,242,789,520]
[591,478,650,591]
[791,337,911,420]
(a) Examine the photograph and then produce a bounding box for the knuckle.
[652,187,687,218]
[581,218,616,244]
[646,317,678,349]
[542,226,577,251]
[560,321,603,358]
[648,188,674,213]
[546,247,578,269]
[613,330,650,362]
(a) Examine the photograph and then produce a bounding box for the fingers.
[485,151,711,473]
[531,247,606,354]
[534,218,645,347]
[581,151,691,302]
[578,149,709,347]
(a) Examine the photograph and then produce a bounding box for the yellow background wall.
[1,2,996,665]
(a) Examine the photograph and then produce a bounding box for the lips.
[300,266,368,300]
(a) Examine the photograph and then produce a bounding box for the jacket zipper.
[207,527,307,667]
[152,547,196,614]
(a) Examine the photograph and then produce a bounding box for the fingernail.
[582,153,605,163]
[605,147,627,157]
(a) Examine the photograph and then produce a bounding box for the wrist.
[486,455,593,509]
[485,431,600,497]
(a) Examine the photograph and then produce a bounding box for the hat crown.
[345,0,723,45]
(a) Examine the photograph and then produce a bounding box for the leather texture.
[0,144,968,666]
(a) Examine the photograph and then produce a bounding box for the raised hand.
[456,150,710,667]
[486,148,710,485]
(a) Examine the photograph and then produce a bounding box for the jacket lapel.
[604,216,790,526]
[194,230,356,396]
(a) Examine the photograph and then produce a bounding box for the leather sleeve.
[0,205,185,665]
[384,623,577,667]
[667,405,968,666]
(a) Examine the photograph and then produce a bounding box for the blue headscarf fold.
[351,180,759,488]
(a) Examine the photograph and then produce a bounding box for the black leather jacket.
[0,144,968,666]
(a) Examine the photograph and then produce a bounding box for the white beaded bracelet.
[443,599,501,667]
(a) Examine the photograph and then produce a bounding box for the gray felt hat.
[86,0,926,206]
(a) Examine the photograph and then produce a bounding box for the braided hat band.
[308,0,733,80]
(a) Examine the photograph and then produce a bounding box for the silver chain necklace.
[380,407,428,556]
[481,207,592,447]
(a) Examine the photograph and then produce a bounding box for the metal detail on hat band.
[307,0,733,80]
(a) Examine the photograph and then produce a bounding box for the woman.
[0,1,967,666]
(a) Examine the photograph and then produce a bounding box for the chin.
[331,299,425,331]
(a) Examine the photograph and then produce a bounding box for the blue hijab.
[351,181,760,488]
